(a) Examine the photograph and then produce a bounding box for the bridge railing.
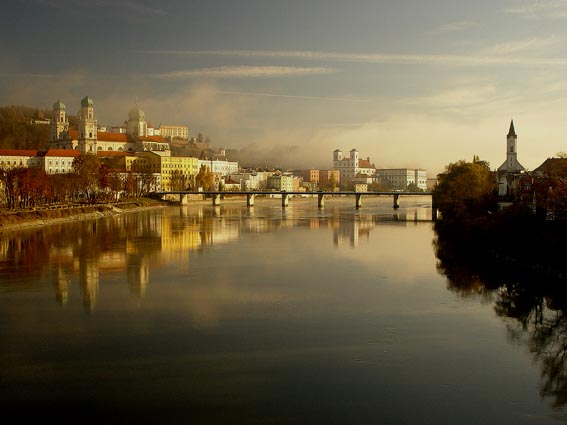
[153,190,435,218]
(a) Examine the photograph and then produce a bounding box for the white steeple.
[498,120,525,173]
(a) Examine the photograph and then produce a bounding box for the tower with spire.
[498,120,525,174]
[497,120,526,196]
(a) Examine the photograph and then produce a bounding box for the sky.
[3,0,567,174]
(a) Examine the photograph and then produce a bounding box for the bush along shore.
[0,198,167,232]
[433,158,567,284]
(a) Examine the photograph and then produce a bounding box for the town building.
[0,150,41,169]
[299,169,320,184]
[138,151,198,191]
[319,169,340,187]
[50,97,171,154]
[378,169,427,191]
[38,149,80,174]
[159,124,189,140]
[332,149,375,182]
[267,175,294,191]
[228,171,271,190]
[198,158,239,176]
[0,149,80,174]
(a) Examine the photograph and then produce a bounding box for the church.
[497,120,526,196]
[50,96,170,154]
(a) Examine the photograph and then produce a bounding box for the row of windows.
[48,160,73,166]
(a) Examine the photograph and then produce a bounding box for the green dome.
[53,99,65,110]
[81,96,94,107]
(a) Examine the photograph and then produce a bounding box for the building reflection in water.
[0,200,431,312]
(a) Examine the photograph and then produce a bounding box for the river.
[0,196,565,424]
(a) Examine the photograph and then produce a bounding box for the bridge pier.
[393,194,400,209]
[212,193,221,206]
[179,194,188,205]
[355,194,362,209]
[247,194,255,207]
[318,193,325,208]
[282,193,289,208]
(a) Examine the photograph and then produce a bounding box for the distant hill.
[0,105,52,150]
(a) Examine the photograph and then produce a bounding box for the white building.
[0,149,79,174]
[378,169,427,191]
[159,124,189,140]
[332,149,376,182]
[198,158,239,176]
[0,150,41,169]
[50,98,171,154]
[39,149,80,174]
[229,172,271,190]
[267,175,294,191]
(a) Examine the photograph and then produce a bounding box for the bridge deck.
[155,191,431,196]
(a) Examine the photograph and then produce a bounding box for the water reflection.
[0,198,431,311]
[435,227,567,411]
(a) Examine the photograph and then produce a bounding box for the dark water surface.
[1,197,565,424]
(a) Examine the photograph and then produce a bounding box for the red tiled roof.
[97,132,129,142]
[43,149,80,157]
[358,159,375,169]
[68,129,129,142]
[0,150,39,157]
[139,135,168,143]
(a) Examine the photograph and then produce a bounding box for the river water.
[0,196,565,424]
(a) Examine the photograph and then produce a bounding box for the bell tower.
[78,96,97,154]
[50,99,69,147]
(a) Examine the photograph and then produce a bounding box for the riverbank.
[0,198,167,233]
[434,205,567,284]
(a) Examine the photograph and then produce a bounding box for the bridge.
[154,190,436,216]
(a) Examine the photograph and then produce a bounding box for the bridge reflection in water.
[155,190,436,217]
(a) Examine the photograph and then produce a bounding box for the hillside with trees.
[0,106,52,150]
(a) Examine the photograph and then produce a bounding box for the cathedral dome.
[81,96,94,107]
[128,107,145,121]
[53,99,65,110]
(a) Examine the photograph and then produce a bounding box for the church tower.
[498,120,525,174]
[127,106,148,137]
[50,99,69,147]
[78,96,98,154]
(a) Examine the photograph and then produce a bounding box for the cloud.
[478,36,561,56]
[217,90,369,103]
[140,49,567,67]
[431,20,478,33]
[153,66,336,79]
[505,0,567,19]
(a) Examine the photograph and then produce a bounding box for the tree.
[73,154,101,202]
[406,182,423,192]
[433,159,497,220]
[195,164,213,190]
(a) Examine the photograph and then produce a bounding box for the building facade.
[50,98,171,154]
[333,149,376,182]
[378,168,427,191]
[267,175,294,191]
[159,124,189,140]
